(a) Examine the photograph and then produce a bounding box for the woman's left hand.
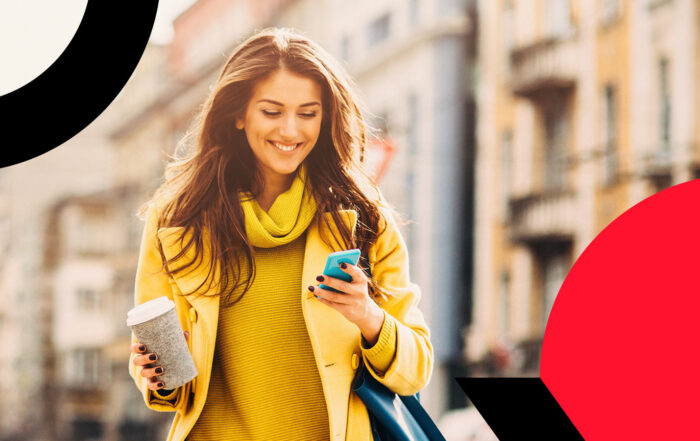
[309,263,385,345]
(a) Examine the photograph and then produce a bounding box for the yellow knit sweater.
[162,166,397,440]
[186,232,330,440]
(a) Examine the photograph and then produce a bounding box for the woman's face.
[237,68,323,185]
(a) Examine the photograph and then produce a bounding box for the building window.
[501,131,513,218]
[502,1,515,70]
[601,0,621,24]
[499,271,511,338]
[603,85,618,186]
[71,419,102,440]
[659,57,671,153]
[544,107,569,191]
[545,0,572,38]
[408,0,420,25]
[368,13,391,48]
[540,249,569,330]
[76,287,100,311]
[67,348,101,387]
[647,0,672,10]
[652,175,673,193]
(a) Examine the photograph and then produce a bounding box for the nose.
[279,114,299,139]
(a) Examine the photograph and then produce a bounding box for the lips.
[268,140,301,152]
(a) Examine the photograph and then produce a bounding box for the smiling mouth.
[269,140,301,152]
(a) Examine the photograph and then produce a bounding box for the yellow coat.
[129,204,434,441]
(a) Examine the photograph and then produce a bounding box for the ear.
[235,118,244,130]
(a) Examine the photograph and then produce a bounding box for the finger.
[184,331,190,341]
[315,275,354,294]
[140,365,164,378]
[316,296,334,308]
[133,353,158,366]
[311,286,352,304]
[147,376,166,390]
[338,262,368,282]
[316,294,345,309]
[131,342,147,354]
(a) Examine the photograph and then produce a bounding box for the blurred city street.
[1,0,699,439]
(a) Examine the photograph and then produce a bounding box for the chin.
[274,164,302,176]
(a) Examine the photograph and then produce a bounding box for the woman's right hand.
[131,331,190,390]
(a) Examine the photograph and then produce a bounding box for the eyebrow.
[256,99,321,107]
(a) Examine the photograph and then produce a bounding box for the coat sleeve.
[128,204,186,411]
[362,207,434,396]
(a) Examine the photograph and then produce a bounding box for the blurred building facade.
[468,0,700,375]
[0,112,113,441]
[42,189,171,441]
[0,39,173,441]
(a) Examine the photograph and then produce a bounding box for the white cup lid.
[126,296,175,326]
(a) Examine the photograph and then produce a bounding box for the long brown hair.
[144,28,393,305]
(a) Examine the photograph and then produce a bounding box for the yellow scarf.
[240,165,317,248]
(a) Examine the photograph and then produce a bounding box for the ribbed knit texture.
[187,166,329,440]
[186,233,329,441]
[362,309,397,372]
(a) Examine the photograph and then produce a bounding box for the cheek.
[306,120,323,141]
[245,116,274,138]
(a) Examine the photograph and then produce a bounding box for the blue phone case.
[319,249,361,293]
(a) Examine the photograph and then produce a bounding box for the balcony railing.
[509,35,578,97]
[640,147,672,180]
[508,191,576,244]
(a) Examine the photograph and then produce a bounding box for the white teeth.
[271,141,299,152]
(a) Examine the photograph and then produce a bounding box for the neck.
[257,172,295,212]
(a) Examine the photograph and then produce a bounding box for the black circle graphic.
[0,1,159,168]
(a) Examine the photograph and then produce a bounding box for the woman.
[129,28,433,441]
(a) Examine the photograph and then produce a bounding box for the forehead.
[249,69,322,105]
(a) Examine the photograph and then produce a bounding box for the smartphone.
[319,249,361,293]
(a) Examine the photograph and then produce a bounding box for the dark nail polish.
[308,285,315,292]
[155,367,163,374]
[138,345,146,352]
[316,275,324,282]
[340,263,347,269]
[149,354,157,361]
[157,382,164,388]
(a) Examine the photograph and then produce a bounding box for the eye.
[262,110,281,116]
[299,112,317,118]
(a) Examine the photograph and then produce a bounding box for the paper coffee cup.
[127,297,198,390]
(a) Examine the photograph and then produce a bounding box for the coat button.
[189,307,198,323]
[351,353,359,370]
